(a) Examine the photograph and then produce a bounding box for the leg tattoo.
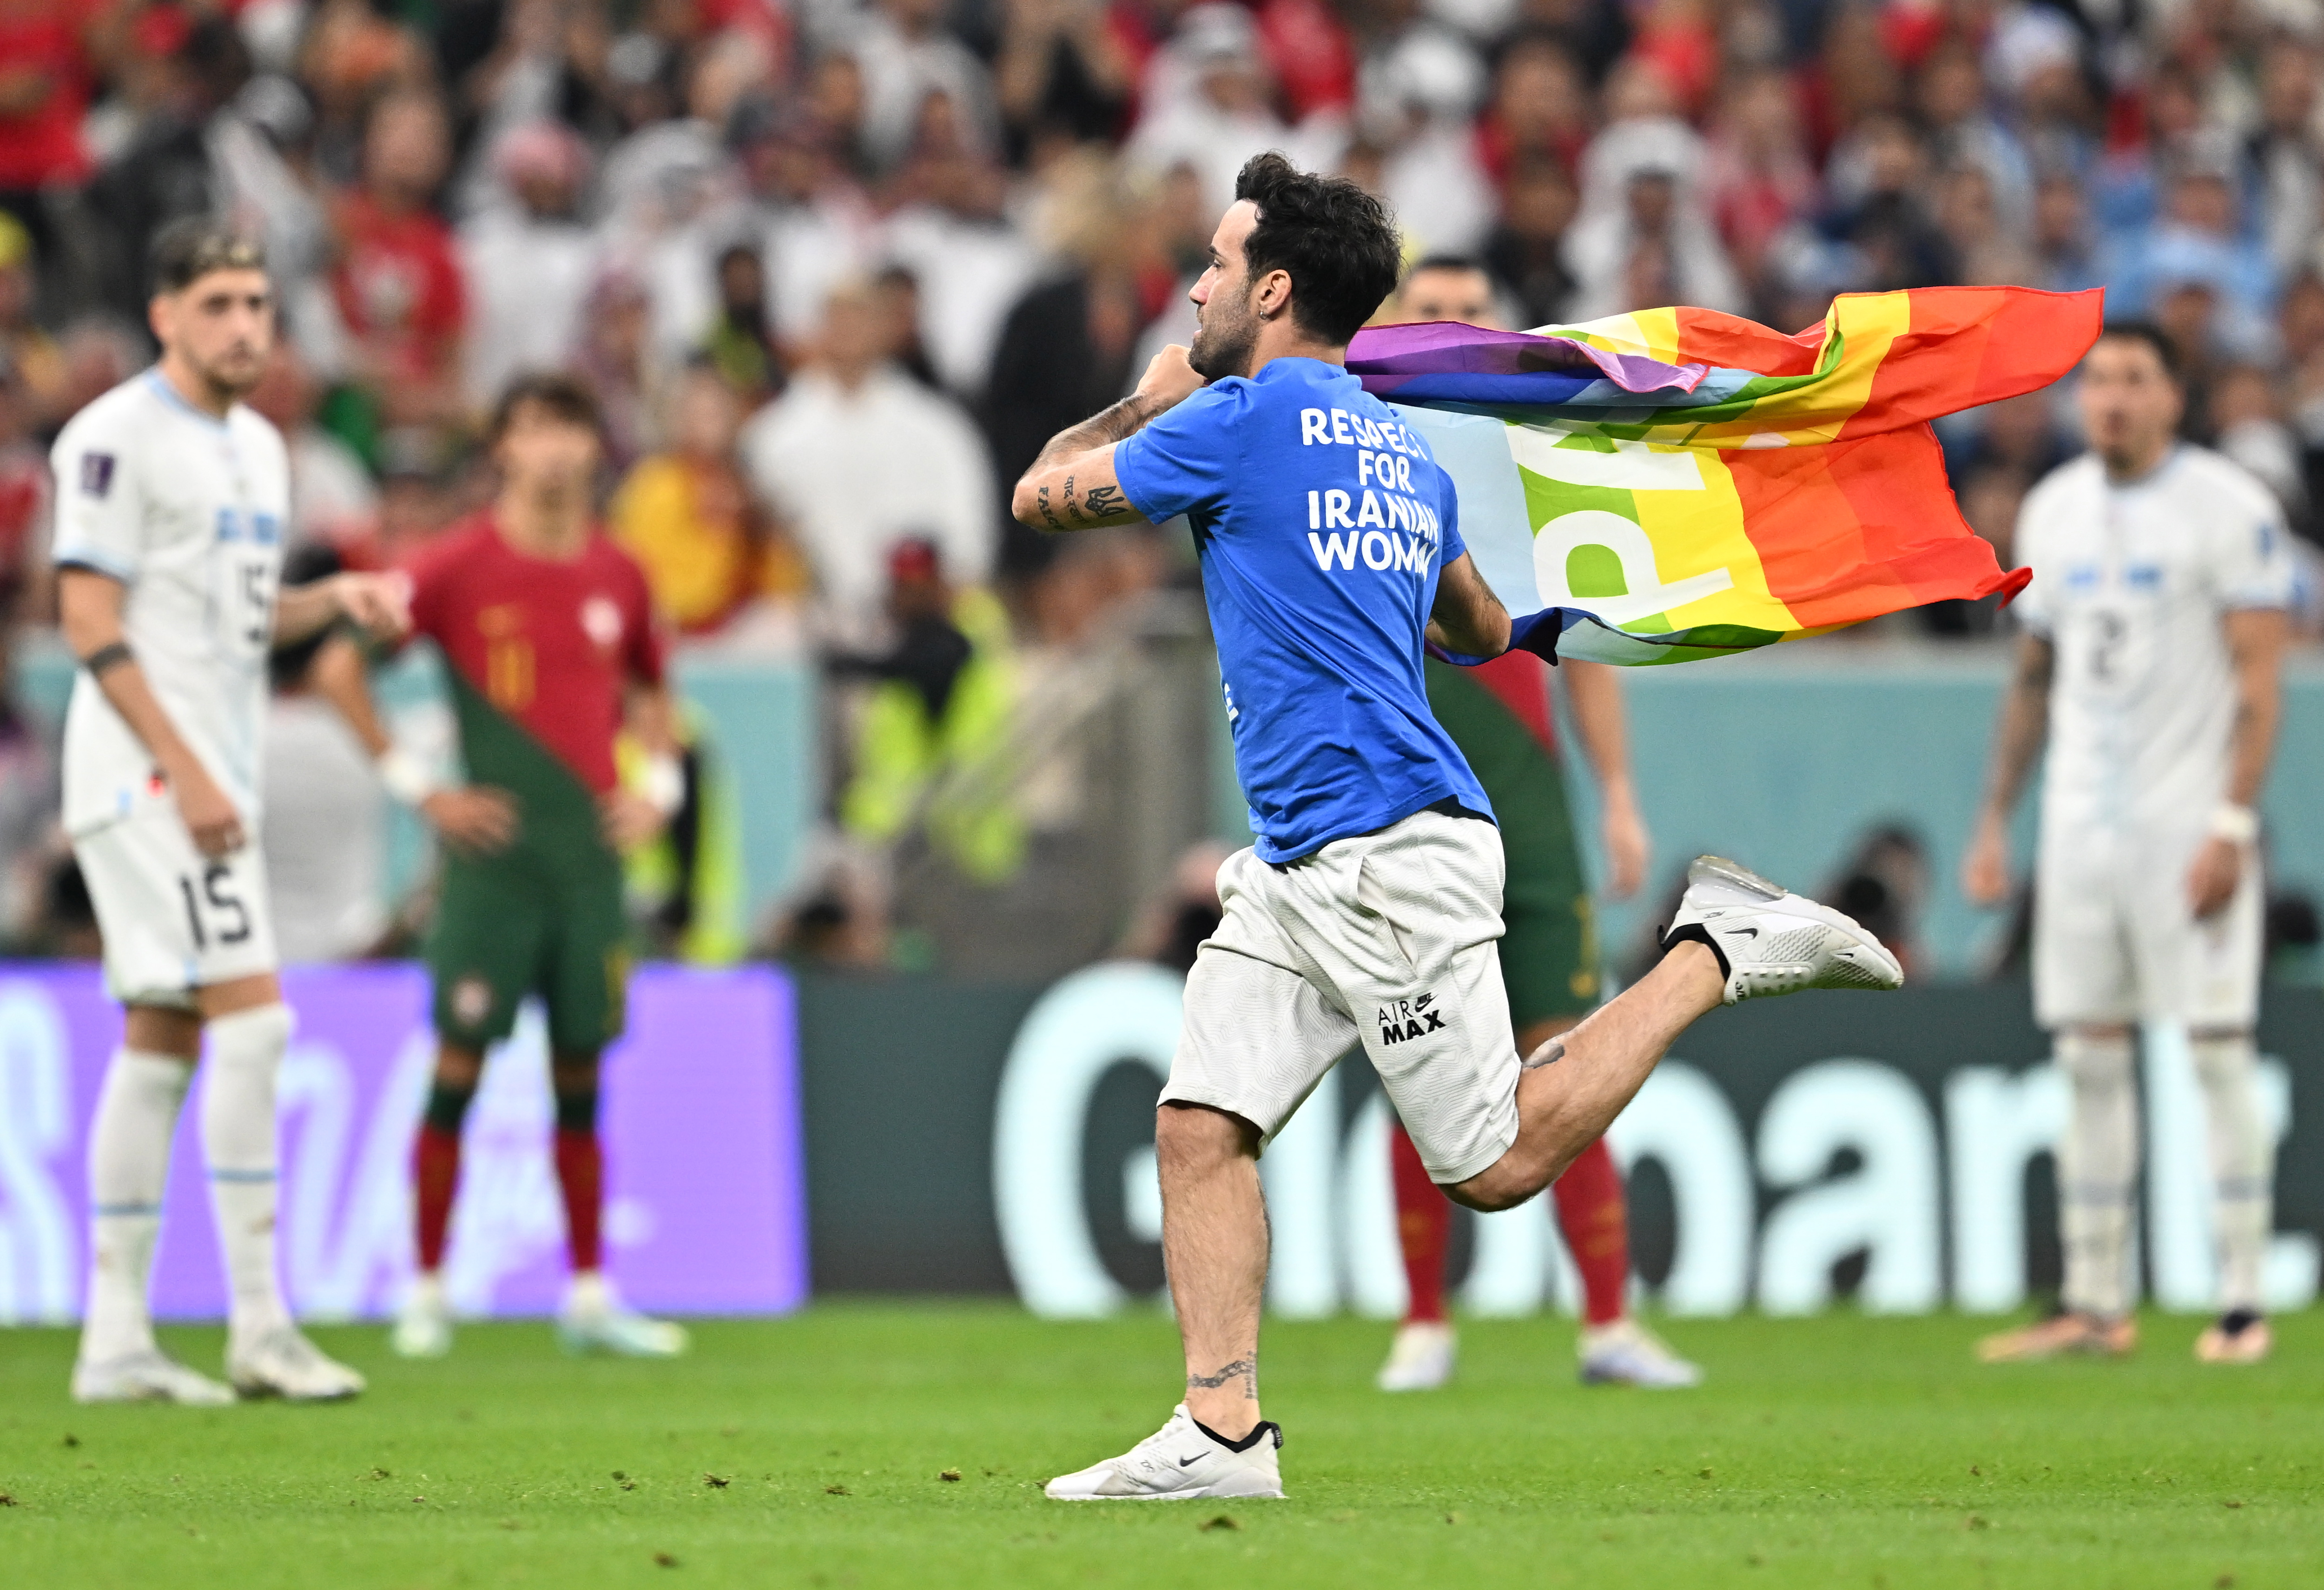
[1187,1357,1257,1398]
[1521,1039,1567,1071]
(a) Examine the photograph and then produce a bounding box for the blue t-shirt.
[1114,357,1492,862]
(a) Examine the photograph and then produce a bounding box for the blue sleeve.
[1113,385,1239,523]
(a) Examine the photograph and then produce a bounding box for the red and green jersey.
[404,514,660,1045]
[405,512,666,799]
[1425,650,1593,1021]
[1459,649,1556,756]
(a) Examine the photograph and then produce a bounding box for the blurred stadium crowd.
[3,0,2324,970]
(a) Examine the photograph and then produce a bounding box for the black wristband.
[80,641,134,678]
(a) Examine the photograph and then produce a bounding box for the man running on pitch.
[1374,255,1695,1394]
[53,219,407,1402]
[1014,153,1903,1501]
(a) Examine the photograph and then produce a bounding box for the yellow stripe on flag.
[1676,294,1911,447]
[1507,423,1801,635]
[1629,448,1797,630]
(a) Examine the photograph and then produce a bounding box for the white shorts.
[73,794,278,1009]
[2034,823,2261,1030]
[1164,808,1520,1185]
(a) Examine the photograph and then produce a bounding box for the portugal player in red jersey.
[1376,260,1699,1392]
[380,374,688,1359]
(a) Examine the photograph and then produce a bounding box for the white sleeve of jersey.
[2207,470,2297,612]
[2009,477,2057,639]
[47,401,148,584]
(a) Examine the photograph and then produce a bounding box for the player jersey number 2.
[211,508,282,660]
[2086,610,2127,682]
[2077,604,2144,699]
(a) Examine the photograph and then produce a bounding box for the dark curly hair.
[2093,319,2182,384]
[1233,152,1403,348]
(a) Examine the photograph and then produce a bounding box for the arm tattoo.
[1079,484,1124,520]
[1031,393,1166,470]
[1520,1038,1566,1071]
[1186,1357,1256,1396]
[1984,638,2053,813]
[1036,484,1061,531]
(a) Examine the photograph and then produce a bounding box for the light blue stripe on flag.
[1400,406,1539,612]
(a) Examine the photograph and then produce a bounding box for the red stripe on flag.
[1729,425,2018,627]
[1668,306,1825,376]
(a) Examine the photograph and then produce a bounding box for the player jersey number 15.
[211,508,283,662]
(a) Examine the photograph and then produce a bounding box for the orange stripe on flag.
[1840,286,2105,438]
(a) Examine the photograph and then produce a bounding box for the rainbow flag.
[1347,286,2104,664]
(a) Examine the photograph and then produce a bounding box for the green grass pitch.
[2,1305,2318,1588]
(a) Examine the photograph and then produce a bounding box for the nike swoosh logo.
[1732,927,1759,939]
[1178,1453,1205,1467]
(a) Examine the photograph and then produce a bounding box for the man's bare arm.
[1011,345,1204,532]
[601,682,684,851]
[58,568,244,855]
[2221,607,2288,808]
[309,634,520,855]
[1961,632,2053,906]
[2182,606,2290,921]
[1426,552,1512,660]
[625,681,681,756]
[1562,659,1651,899]
[1563,660,1630,789]
[273,571,411,647]
[309,632,391,757]
[1979,633,2055,821]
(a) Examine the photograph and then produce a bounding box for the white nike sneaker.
[1376,1320,1457,1391]
[72,1348,236,1406]
[1662,855,1904,1003]
[390,1274,453,1359]
[557,1273,689,1358]
[1578,1318,1702,1388]
[1045,1404,1285,1501]
[227,1325,367,1401]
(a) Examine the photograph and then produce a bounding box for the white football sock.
[565,1270,611,1317]
[201,1004,295,1341]
[2192,1033,2271,1314]
[2056,1031,2139,1319]
[83,1050,194,1363]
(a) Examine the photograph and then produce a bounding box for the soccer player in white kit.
[1965,324,2293,1366]
[52,219,410,1403]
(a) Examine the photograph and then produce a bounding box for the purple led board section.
[0,963,806,1323]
